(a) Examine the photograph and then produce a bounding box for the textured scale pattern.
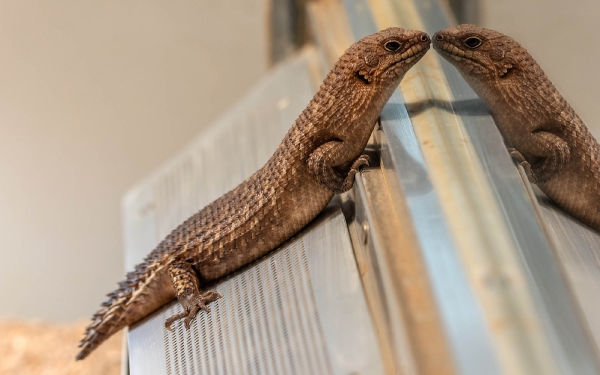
[433,24,600,232]
[76,27,431,360]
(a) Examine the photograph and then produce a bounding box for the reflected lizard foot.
[508,148,537,184]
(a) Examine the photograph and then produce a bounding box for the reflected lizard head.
[432,24,529,83]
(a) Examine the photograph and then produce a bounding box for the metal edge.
[350,167,457,375]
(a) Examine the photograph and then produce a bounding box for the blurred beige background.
[0,0,268,321]
[0,0,598,323]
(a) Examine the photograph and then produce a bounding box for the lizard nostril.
[420,34,430,42]
[434,33,443,41]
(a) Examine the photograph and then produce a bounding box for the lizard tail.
[76,262,152,360]
[76,262,174,360]
[76,280,135,360]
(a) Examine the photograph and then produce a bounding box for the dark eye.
[463,36,483,49]
[384,40,402,52]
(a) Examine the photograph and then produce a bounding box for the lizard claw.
[352,154,370,171]
[337,154,371,193]
[165,312,187,331]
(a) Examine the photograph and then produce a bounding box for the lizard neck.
[465,62,570,138]
[293,65,402,147]
[464,60,600,169]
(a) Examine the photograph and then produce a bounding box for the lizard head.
[346,27,431,87]
[432,24,528,85]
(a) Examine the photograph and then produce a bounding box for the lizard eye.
[463,36,483,49]
[384,40,402,52]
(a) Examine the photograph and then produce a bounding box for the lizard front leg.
[165,261,221,330]
[307,140,369,194]
[509,130,570,184]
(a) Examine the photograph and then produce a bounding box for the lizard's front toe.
[164,289,222,331]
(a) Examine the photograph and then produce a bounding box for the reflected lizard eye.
[463,36,483,49]
[384,40,402,52]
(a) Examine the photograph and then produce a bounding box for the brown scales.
[76,27,431,360]
[433,24,600,232]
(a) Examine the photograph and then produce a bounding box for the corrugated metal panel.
[128,207,385,375]
[159,238,331,375]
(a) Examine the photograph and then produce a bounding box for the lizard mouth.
[433,40,487,71]
[392,42,430,70]
[401,42,429,62]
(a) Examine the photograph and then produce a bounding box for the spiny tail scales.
[77,261,173,360]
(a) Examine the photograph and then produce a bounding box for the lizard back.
[77,27,431,360]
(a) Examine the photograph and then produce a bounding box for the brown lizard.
[76,27,431,360]
[433,24,600,232]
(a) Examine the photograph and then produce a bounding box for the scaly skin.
[433,24,600,232]
[76,27,431,360]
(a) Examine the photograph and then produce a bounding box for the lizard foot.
[508,148,537,184]
[165,290,222,331]
[339,154,370,192]
[352,154,371,170]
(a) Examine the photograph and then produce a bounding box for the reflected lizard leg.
[508,147,537,184]
[165,261,222,331]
